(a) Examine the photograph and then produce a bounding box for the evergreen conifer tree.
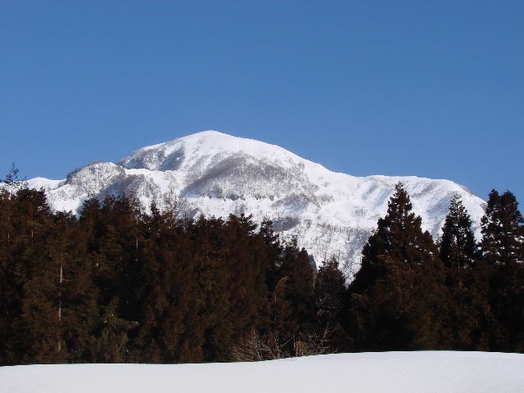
[438,195,484,349]
[347,183,444,351]
[313,257,347,351]
[268,238,315,355]
[440,194,477,273]
[0,188,24,364]
[480,190,524,266]
[479,190,524,351]
[12,189,65,363]
[314,257,346,322]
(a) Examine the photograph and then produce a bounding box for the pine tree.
[132,204,200,363]
[313,257,347,351]
[190,216,231,362]
[347,183,444,351]
[314,257,346,322]
[2,163,28,194]
[78,195,143,362]
[480,190,524,266]
[12,188,65,363]
[222,215,270,357]
[440,194,477,273]
[479,190,524,351]
[269,238,315,355]
[438,195,485,349]
[0,188,24,364]
[52,211,99,362]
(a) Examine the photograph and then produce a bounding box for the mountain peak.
[26,131,486,276]
[119,130,303,172]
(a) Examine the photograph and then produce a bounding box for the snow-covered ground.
[2,351,523,393]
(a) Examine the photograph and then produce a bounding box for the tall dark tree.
[438,195,485,349]
[440,194,477,273]
[347,183,445,351]
[12,189,64,363]
[78,195,144,362]
[52,211,99,362]
[479,190,524,351]
[314,257,346,322]
[313,257,347,351]
[267,237,315,355]
[480,190,524,266]
[222,215,270,354]
[0,188,24,364]
[130,204,181,362]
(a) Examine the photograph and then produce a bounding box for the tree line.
[0,179,523,365]
[345,184,524,353]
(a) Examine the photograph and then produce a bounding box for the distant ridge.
[27,130,486,277]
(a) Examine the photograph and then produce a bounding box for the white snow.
[2,351,524,393]
[25,130,488,277]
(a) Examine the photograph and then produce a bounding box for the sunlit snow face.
[26,131,486,278]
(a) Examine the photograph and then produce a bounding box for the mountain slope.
[28,130,486,277]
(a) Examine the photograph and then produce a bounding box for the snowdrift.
[2,351,524,393]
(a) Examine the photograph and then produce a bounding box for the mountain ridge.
[26,130,486,277]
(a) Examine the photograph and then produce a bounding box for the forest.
[1,178,524,365]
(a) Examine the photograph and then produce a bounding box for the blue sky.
[1,1,523,204]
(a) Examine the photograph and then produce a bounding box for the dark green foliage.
[439,194,477,273]
[130,203,195,362]
[344,187,524,353]
[313,257,347,351]
[314,257,346,323]
[347,183,445,351]
[479,190,524,351]
[2,163,28,193]
[480,190,524,266]
[0,188,20,364]
[0,188,66,363]
[3,179,524,364]
[0,187,318,364]
[438,195,486,350]
[275,239,315,329]
[0,205,24,361]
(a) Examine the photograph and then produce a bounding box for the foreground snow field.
[2,351,524,393]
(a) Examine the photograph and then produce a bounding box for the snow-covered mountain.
[28,130,486,277]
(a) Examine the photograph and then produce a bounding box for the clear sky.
[2,1,523,204]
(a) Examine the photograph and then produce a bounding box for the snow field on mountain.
[25,130,487,275]
[2,351,524,393]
